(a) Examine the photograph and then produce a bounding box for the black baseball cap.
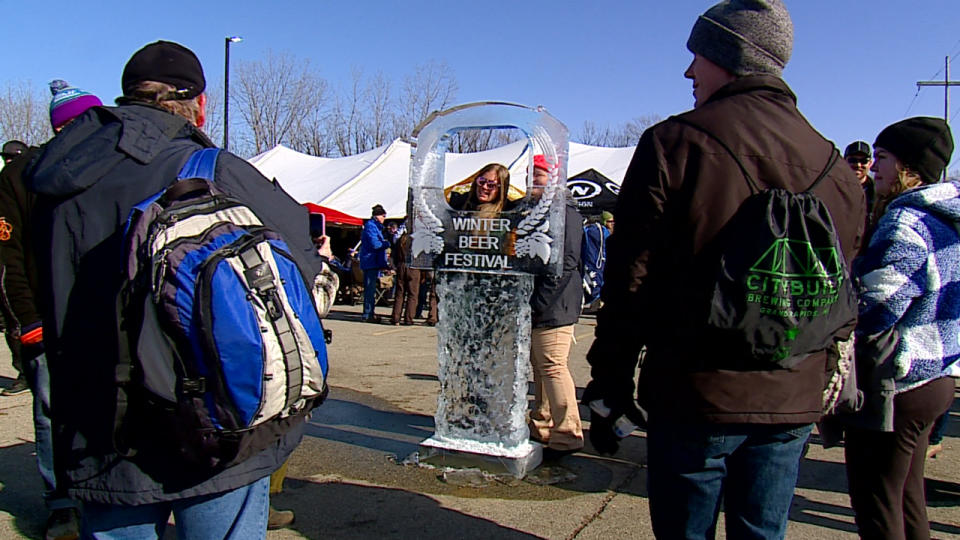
[122,41,206,100]
[844,141,871,158]
[1,140,27,159]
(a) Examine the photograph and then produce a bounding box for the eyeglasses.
[846,157,870,165]
[476,178,499,188]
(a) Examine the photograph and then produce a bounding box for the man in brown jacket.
[584,1,865,538]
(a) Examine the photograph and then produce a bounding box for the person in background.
[845,117,957,540]
[0,79,103,540]
[385,221,400,245]
[359,204,390,322]
[846,140,877,231]
[0,140,29,398]
[601,210,614,234]
[581,213,610,312]
[390,225,419,326]
[926,411,950,459]
[384,221,400,302]
[528,155,584,460]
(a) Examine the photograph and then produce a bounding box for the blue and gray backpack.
[115,148,328,468]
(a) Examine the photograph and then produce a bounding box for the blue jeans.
[81,476,269,539]
[647,422,813,540]
[362,269,379,319]
[24,352,77,511]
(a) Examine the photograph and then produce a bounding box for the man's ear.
[195,93,207,128]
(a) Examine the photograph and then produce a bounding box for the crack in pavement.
[568,463,644,540]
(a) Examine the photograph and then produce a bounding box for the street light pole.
[224,36,242,151]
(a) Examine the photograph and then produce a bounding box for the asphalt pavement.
[0,302,957,539]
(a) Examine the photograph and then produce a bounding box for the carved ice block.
[410,102,568,477]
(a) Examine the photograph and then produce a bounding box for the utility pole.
[917,56,960,180]
[224,36,243,151]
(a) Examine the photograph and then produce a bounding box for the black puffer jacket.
[25,103,319,505]
[531,198,583,328]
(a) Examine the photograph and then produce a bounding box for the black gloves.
[581,379,648,456]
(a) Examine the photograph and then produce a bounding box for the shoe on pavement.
[45,507,80,540]
[267,506,295,530]
[2,377,29,396]
[542,447,580,462]
[927,442,944,459]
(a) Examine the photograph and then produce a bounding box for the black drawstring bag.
[673,116,858,369]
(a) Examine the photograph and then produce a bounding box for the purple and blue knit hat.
[49,80,102,131]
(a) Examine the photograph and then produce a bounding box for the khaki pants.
[529,325,583,450]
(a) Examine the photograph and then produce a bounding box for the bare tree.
[622,115,662,143]
[576,120,609,146]
[0,82,51,146]
[449,128,523,153]
[233,51,329,155]
[328,69,368,157]
[288,105,335,157]
[574,115,662,147]
[397,61,458,139]
[364,71,394,148]
[201,83,223,147]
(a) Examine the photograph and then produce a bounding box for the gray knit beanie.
[686,0,793,77]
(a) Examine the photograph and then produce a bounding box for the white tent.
[249,138,635,220]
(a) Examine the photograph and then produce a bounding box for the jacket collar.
[27,104,208,197]
[703,75,797,107]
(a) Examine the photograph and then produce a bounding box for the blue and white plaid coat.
[856,181,960,393]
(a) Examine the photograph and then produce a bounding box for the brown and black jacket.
[597,75,866,425]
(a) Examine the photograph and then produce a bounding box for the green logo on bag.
[744,239,842,318]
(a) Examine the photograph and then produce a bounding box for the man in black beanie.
[359,203,390,322]
[583,1,865,537]
[23,40,320,536]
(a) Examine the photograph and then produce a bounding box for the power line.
[916,56,960,181]
[950,37,960,60]
[907,53,958,116]
[904,87,921,116]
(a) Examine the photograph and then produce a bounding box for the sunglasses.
[476,178,499,188]
[846,157,870,165]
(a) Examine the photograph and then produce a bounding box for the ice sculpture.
[410,102,568,477]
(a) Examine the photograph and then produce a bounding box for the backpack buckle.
[243,262,276,292]
[262,291,284,321]
[182,377,206,394]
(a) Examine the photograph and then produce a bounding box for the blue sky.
[5,1,960,170]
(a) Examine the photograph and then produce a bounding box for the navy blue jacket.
[25,103,317,505]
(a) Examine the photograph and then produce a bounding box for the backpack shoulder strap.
[804,148,841,194]
[670,115,760,194]
[178,147,220,181]
[669,115,839,195]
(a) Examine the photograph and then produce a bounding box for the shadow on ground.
[273,478,542,540]
[0,442,48,539]
[300,387,633,499]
